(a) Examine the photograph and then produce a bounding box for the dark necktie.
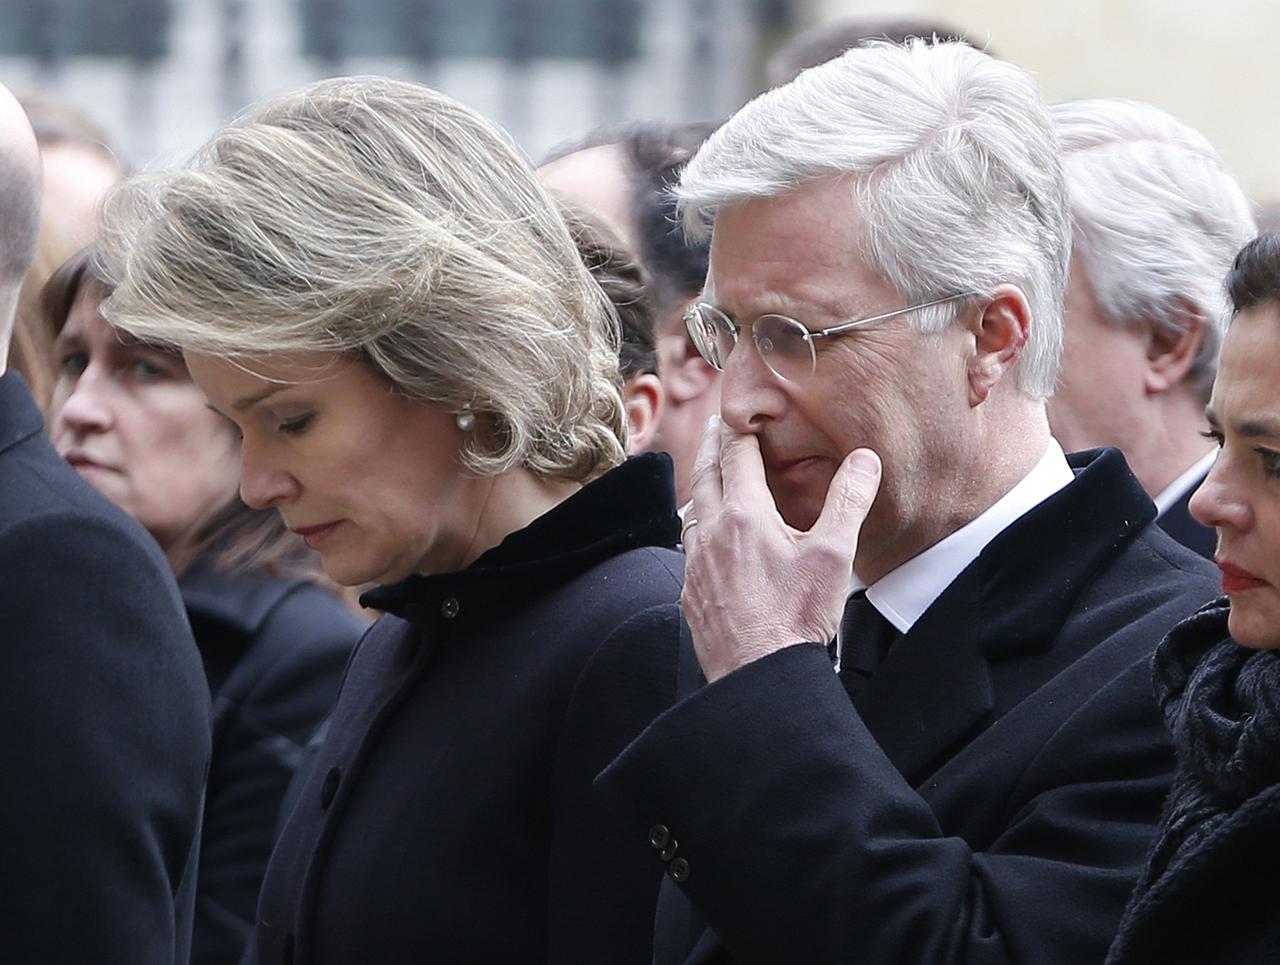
[837,590,900,700]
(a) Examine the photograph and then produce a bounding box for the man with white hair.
[596,42,1217,964]
[1048,98,1256,559]
[0,83,209,961]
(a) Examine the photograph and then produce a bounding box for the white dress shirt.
[1153,449,1216,518]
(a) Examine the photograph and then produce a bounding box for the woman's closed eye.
[278,413,314,436]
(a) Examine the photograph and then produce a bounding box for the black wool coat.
[181,561,363,965]
[1157,470,1216,561]
[0,371,211,963]
[1107,600,1280,965]
[597,448,1219,965]
[253,453,685,965]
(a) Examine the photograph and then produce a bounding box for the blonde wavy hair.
[97,76,626,481]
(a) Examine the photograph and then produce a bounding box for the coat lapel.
[855,448,1155,785]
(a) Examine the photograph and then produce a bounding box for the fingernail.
[707,414,721,432]
[847,449,881,479]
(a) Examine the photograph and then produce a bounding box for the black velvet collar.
[362,452,680,620]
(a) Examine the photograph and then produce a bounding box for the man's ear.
[624,373,664,455]
[656,333,719,404]
[1143,300,1205,395]
[963,284,1032,406]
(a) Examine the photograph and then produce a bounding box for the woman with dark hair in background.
[1107,234,1280,964]
[94,77,685,964]
[42,247,365,965]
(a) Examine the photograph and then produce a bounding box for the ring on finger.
[680,517,700,543]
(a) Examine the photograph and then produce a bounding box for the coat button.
[320,767,341,809]
[670,857,690,883]
[648,824,671,850]
[441,597,460,619]
[660,838,679,862]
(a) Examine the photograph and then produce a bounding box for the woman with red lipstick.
[92,77,685,964]
[1108,234,1280,965]
[42,246,366,965]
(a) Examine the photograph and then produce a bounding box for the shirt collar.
[850,439,1075,634]
[1153,449,1217,517]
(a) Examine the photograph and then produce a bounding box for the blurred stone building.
[0,0,796,167]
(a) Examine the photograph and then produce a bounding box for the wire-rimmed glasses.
[683,291,977,383]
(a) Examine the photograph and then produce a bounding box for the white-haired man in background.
[1049,99,1256,558]
[596,41,1217,965]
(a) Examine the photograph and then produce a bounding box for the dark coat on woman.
[252,453,685,965]
[180,560,364,965]
[1107,598,1280,965]
[0,371,210,963]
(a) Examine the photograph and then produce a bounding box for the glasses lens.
[686,303,735,371]
[753,315,815,381]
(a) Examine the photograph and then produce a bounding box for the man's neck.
[1124,391,1215,498]
[856,404,1053,585]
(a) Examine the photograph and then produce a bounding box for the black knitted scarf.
[1140,597,1280,886]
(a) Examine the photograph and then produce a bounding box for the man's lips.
[291,521,341,550]
[764,455,824,477]
[1218,560,1268,594]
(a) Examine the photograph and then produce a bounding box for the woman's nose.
[1189,454,1251,536]
[237,439,299,510]
[53,368,113,437]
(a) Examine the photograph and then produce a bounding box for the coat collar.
[0,371,43,455]
[362,452,680,622]
[856,447,1156,783]
[179,556,308,636]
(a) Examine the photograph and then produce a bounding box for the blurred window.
[299,0,641,62]
[0,0,171,59]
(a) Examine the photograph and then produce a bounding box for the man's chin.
[774,495,823,532]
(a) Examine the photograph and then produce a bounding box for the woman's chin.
[1227,599,1280,651]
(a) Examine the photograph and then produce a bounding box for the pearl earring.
[455,402,476,432]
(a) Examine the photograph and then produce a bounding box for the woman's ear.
[624,372,664,455]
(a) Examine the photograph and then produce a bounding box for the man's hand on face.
[681,415,882,682]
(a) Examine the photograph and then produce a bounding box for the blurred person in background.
[1049,99,1256,559]
[561,200,663,454]
[43,247,364,965]
[0,81,209,964]
[98,76,685,964]
[541,120,718,507]
[19,92,125,251]
[1107,234,1280,965]
[764,16,986,87]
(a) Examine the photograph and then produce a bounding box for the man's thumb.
[815,448,881,539]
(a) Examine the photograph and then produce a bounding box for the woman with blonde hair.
[42,245,365,965]
[98,76,684,963]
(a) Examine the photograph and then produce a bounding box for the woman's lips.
[1218,561,1268,595]
[65,454,118,475]
[292,521,341,550]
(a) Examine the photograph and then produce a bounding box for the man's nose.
[718,334,787,435]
